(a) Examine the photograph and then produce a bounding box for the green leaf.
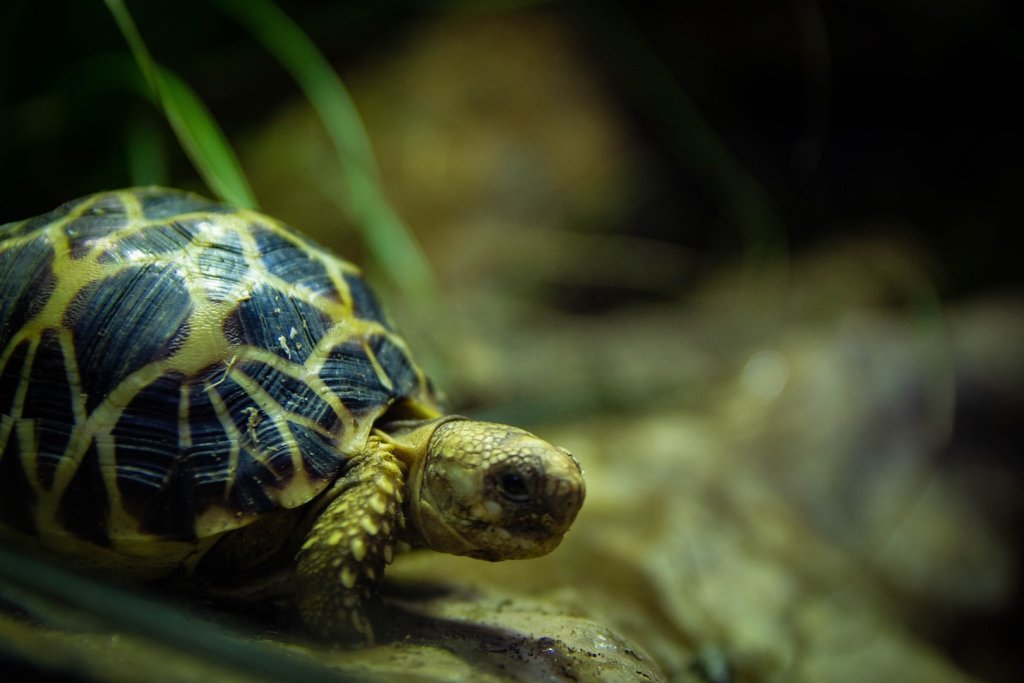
[156,68,258,209]
[102,0,257,209]
[125,112,169,186]
[213,0,437,298]
[0,544,352,682]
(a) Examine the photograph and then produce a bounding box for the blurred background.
[1,1,1021,681]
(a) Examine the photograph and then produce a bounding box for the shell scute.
[138,188,228,221]
[223,445,281,516]
[342,271,389,326]
[249,223,341,303]
[58,441,109,545]
[236,360,341,434]
[23,330,76,488]
[318,339,394,418]
[223,283,333,365]
[0,187,442,569]
[112,372,186,501]
[0,420,36,536]
[289,420,345,482]
[65,264,192,413]
[0,236,56,350]
[369,333,421,398]
[0,339,31,417]
[180,382,236,496]
[66,211,130,260]
[193,238,250,304]
[96,220,199,265]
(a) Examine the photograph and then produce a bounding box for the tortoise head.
[395,418,585,561]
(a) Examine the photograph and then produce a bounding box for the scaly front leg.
[295,437,405,642]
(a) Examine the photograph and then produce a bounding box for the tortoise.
[0,187,585,641]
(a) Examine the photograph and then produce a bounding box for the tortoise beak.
[544,446,586,531]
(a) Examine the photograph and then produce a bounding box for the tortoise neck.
[374,415,463,469]
[376,416,474,552]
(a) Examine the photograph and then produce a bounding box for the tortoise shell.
[0,187,441,572]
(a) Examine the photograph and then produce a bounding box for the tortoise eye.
[497,471,531,502]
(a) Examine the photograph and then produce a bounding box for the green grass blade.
[156,68,258,208]
[213,0,437,298]
[582,4,787,266]
[0,545,352,682]
[103,0,257,208]
[125,112,169,186]
[101,0,160,95]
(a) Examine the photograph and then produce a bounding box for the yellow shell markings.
[239,206,437,414]
[1,190,432,549]
[2,195,139,536]
[223,209,430,408]
[194,385,246,537]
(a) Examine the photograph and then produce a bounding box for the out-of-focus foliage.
[213,0,437,301]
[1,2,1020,682]
[103,0,257,209]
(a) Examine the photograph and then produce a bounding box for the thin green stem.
[103,0,257,208]
[213,0,438,299]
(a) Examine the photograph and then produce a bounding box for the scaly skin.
[0,189,587,645]
[409,419,586,561]
[293,419,585,642]
[295,436,405,642]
